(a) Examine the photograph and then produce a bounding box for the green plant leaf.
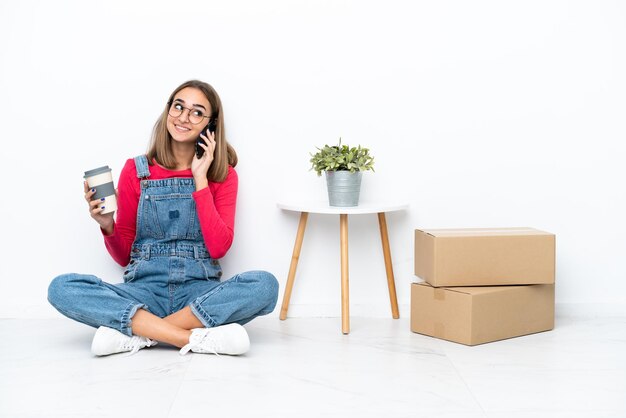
[309,138,375,175]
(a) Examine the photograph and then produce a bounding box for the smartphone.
[196,119,217,158]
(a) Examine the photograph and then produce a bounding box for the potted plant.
[310,138,375,207]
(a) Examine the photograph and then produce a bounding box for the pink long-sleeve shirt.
[103,158,238,266]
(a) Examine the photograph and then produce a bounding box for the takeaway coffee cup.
[84,166,117,214]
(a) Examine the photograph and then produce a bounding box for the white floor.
[1,313,625,418]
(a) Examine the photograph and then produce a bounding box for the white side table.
[277,201,409,334]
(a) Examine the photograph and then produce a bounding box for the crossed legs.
[131,307,201,348]
[49,270,279,348]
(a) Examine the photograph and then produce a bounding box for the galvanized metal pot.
[325,171,362,207]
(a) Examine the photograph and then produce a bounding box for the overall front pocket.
[184,257,222,281]
[144,194,201,240]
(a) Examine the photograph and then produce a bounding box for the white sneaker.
[91,326,157,356]
[179,323,250,356]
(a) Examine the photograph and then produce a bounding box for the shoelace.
[122,336,156,357]
[179,329,220,356]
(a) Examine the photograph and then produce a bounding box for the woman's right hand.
[84,181,115,235]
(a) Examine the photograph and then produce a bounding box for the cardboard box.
[410,282,555,346]
[415,227,555,287]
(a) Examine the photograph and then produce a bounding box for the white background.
[1,0,624,318]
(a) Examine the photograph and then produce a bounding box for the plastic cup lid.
[84,166,111,178]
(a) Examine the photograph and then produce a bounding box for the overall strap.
[134,155,151,179]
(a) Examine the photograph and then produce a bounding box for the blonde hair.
[147,80,238,182]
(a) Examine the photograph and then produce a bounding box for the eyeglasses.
[167,101,212,125]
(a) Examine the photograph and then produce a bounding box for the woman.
[48,80,279,356]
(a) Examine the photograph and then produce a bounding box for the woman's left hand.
[191,129,216,188]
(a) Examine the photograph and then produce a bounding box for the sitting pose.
[48,80,278,356]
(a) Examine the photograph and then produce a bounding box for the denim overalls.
[48,155,278,336]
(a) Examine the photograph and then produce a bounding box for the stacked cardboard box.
[411,228,555,346]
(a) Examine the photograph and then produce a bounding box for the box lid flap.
[444,286,532,295]
[419,227,551,237]
[414,282,531,295]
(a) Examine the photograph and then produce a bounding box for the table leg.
[340,214,350,334]
[279,212,309,320]
[378,212,399,319]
